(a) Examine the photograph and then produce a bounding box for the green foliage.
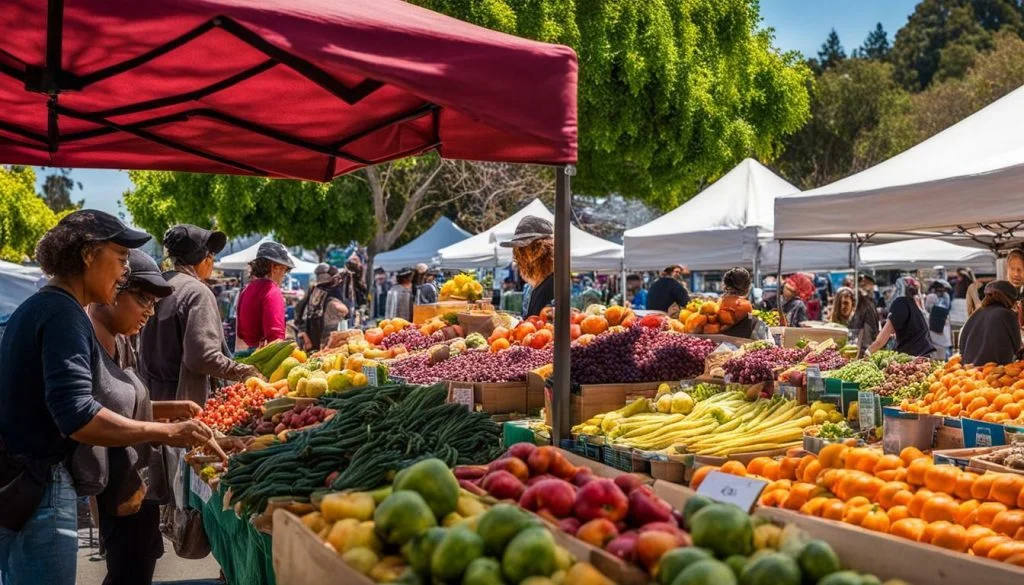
[39,168,84,213]
[411,0,813,209]
[818,29,847,70]
[856,23,892,60]
[123,172,375,255]
[0,166,59,262]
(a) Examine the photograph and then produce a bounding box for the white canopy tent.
[374,217,471,272]
[215,237,320,274]
[774,84,1024,249]
[0,260,44,319]
[437,199,624,270]
[859,238,997,272]
[623,158,855,272]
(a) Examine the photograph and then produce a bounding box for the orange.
[875,467,908,483]
[1005,553,1024,567]
[989,473,1024,507]
[987,540,1024,562]
[908,489,935,518]
[890,518,928,542]
[955,499,981,527]
[817,443,849,470]
[954,471,978,500]
[1003,403,1022,419]
[872,454,904,476]
[842,504,871,526]
[976,502,1009,528]
[906,458,933,486]
[923,464,961,494]
[929,523,969,553]
[816,468,842,492]
[689,466,716,491]
[876,481,911,510]
[972,535,1012,558]
[890,489,914,509]
[920,494,957,523]
[965,524,996,548]
[759,489,789,508]
[860,505,890,533]
[764,479,793,493]
[971,473,998,501]
[760,460,781,481]
[821,498,846,521]
[799,496,831,517]
[746,457,772,477]
[783,483,827,511]
[844,496,872,509]
[779,457,800,481]
[720,460,747,477]
[991,509,1024,538]
[921,520,954,544]
[802,460,824,484]
[887,505,911,523]
[838,472,883,501]
[846,448,881,474]
[795,455,817,481]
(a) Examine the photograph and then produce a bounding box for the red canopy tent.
[1,0,579,440]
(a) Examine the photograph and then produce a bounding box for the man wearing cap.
[417,268,440,305]
[385,268,415,321]
[138,225,259,406]
[0,212,215,585]
[501,215,555,318]
[236,241,294,349]
[960,280,1023,366]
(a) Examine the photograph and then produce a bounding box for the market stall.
[373,217,471,272]
[437,199,624,271]
[216,237,321,274]
[859,238,997,272]
[623,158,855,273]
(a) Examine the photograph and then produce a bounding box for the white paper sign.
[190,470,213,504]
[447,382,474,411]
[696,470,768,513]
[858,390,877,429]
[362,365,379,387]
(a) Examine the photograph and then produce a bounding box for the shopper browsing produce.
[719,267,769,339]
[236,241,293,348]
[848,276,880,355]
[829,287,855,326]
[781,273,812,327]
[1007,248,1024,328]
[925,279,953,359]
[959,280,1023,366]
[295,264,350,351]
[501,216,555,318]
[645,264,690,315]
[385,267,415,321]
[0,212,213,585]
[867,277,937,358]
[139,224,259,404]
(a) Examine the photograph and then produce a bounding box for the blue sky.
[34,0,920,222]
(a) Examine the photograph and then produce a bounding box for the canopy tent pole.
[552,165,575,444]
[621,267,628,307]
[776,241,784,324]
[752,242,761,293]
[851,235,860,309]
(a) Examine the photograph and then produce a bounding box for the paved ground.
[76,529,222,585]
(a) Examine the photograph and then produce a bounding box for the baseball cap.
[163,224,227,265]
[986,280,1019,302]
[500,216,553,248]
[58,209,151,248]
[314,263,337,284]
[255,241,295,269]
[126,249,173,297]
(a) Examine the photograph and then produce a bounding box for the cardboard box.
[779,326,848,348]
[412,301,471,324]
[652,481,1024,584]
[543,381,663,427]
[447,380,529,415]
[526,371,546,414]
[934,417,965,450]
[932,446,997,469]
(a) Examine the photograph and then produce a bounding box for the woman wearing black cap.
[236,241,294,349]
[84,249,204,585]
[959,280,1023,366]
[0,211,215,585]
[138,225,259,406]
[501,216,555,318]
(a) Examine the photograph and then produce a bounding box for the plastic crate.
[560,438,603,461]
[602,446,635,472]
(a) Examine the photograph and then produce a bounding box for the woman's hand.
[239,364,265,381]
[153,400,204,421]
[298,332,313,351]
[161,419,215,448]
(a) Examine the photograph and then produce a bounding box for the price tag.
[975,427,993,447]
[446,382,474,411]
[389,375,407,385]
[695,470,768,513]
[361,365,379,387]
[805,366,824,401]
[190,470,213,503]
[858,391,877,429]
[776,383,798,401]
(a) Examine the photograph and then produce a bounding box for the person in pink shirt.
[237,241,293,348]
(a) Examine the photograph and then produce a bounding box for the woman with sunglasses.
[0,211,215,585]
[83,249,206,585]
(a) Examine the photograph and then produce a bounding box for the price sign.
[446,382,474,411]
[389,375,407,385]
[696,470,768,513]
[361,365,379,387]
[806,366,824,401]
[190,470,213,504]
[858,391,877,429]
[975,427,994,447]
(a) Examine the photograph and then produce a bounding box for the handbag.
[0,441,62,531]
[929,303,950,334]
[159,449,211,559]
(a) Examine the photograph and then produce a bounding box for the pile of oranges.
[901,355,1024,423]
[692,443,1024,566]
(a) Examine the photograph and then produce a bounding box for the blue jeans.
[0,464,78,585]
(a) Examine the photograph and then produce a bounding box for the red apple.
[487,457,529,483]
[506,442,538,462]
[453,465,487,480]
[628,490,674,527]
[481,471,525,501]
[519,478,576,518]
[638,522,685,537]
[527,473,558,486]
[613,474,644,496]
[572,468,596,487]
[576,519,619,548]
[558,517,582,536]
[574,479,628,523]
[636,531,687,571]
[527,446,563,475]
[550,455,579,480]
[606,532,639,562]
[639,314,667,329]
[458,479,488,497]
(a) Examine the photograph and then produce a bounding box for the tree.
[858,23,892,60]
[890,0,1024,90]
[818,29,847,70]
[0,166,59,262]
[39,168,84,213]
[123,172,375,260]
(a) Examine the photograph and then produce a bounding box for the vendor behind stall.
[829,287,856,326]
[781,273,813,327]
[500,216,554,318]
[719,267,769,340]
[867,277,937,358]
[959,280,1022,366]
[646,265,689,315]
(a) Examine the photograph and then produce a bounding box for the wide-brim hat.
[500,215,554,248]
[255,241,295,269]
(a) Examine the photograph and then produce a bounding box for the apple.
[613,474,644,496]
[549,455,578,480]
[638,522,685,537]
[628,489,674,527]
[527,473,558,486]
[506,442,538,462]
[574,479,628,523]
[576,519,619,548]
[558,517,582,536]
[527,446,564,476]
[519,478,576,518]
[487,457,530,482]
[605,532,638,562]
[636,531,686,571]
[453,465,487,480]
[572,468,596,487]
[481,471,525,501]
